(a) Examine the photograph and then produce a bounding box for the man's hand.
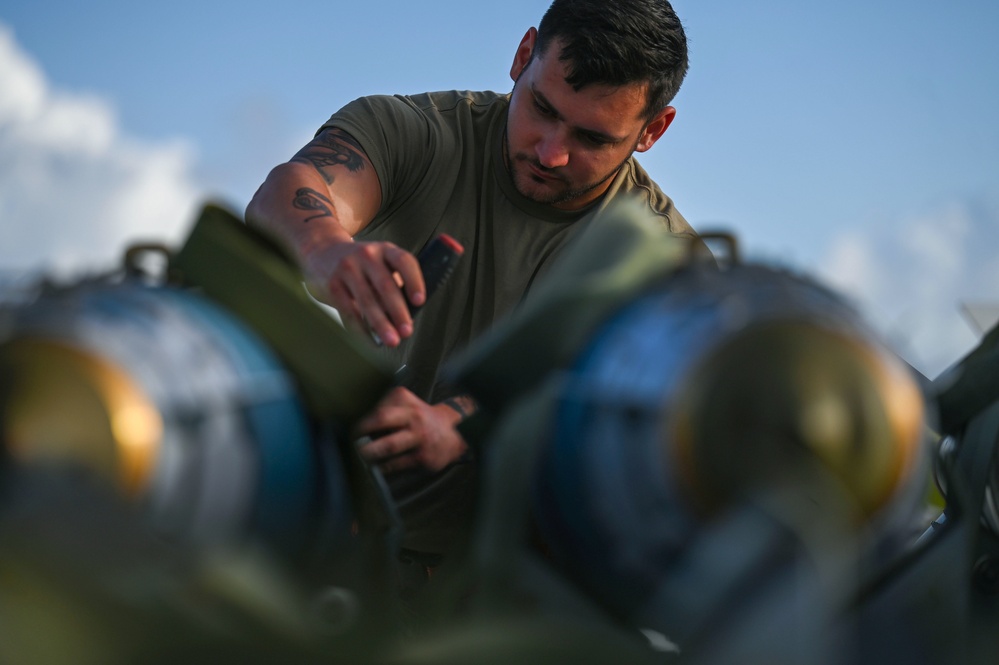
[355,387,469,474]
[308,240,425,347]
[245,128,424,345]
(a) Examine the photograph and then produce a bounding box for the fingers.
[384,245,426,310]
[357,429,418,471]
[327,243,424,347]
[360,429,416,464]
[355,387,412,434]
[356,395,423,473]
[328,245,406,346]
[353,388,419,470]
[354,389,468,474]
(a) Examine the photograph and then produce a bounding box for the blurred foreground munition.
[671,317,925,521]
[533,262,927,614]
[0,467,332,665]
[0,283,337,552]
[1,199,999,663]
[2,337,163,497]
[0,245,358,556]
[0,205,404,663]
[441,198,996,664]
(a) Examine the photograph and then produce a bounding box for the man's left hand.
[355,387,469,474]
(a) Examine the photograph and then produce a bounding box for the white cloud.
[0,23,205,276]
[818,199,999,379]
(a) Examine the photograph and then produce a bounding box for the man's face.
[505,30,675,210]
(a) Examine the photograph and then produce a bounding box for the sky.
[1,0,997,378]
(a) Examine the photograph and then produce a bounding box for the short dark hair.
[535,0,689,120]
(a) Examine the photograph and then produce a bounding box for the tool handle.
[411,233,464,316]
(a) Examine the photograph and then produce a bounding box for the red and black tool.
[410,233,464,316]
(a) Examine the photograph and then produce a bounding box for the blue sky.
[1,0,997,376]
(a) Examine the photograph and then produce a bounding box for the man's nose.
[536,130,569,169]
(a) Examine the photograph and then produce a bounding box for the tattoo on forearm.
[293,187,334,223]
[291,129,365,184]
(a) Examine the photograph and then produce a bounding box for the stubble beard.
[503,126,633,208]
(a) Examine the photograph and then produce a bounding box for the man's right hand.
[309,239,426,347]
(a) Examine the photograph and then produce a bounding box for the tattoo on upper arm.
[291,129,366,184]
[293,187,334,223]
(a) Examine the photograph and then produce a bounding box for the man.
[245,0,697,557]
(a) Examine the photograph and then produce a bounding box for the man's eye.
[582,134,611,147]
[534,100,556,117]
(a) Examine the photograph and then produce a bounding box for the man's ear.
[636,106,677,153]
[510,27,538,82]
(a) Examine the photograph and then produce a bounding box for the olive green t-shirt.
[323,91,694,554]
[323,90,694,403]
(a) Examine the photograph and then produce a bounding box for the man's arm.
[245,128,424,347]
[248,126,472,472]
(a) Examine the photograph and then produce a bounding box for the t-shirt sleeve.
[318,95,440,220]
